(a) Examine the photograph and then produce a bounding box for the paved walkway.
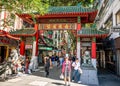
[0,66,120,86]
[98,69,120,86]
[0,66,89,86]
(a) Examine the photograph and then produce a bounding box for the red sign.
[25,45,32,49]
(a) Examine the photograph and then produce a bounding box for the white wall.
[96,0,120,29]
[14,15,23,30]
[113,0,120,26]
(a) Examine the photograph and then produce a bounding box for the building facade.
[95,0,120,75]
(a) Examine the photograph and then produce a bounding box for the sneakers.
[78,81,82,84]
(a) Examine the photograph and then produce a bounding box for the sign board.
[81,38,91,42]
[25,45,32,49]
[39,47,52,50]
[81,42,91,47]
[38,18,77,23]
[39,23,76,30]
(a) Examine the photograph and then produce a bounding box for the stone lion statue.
[82,50,92,66]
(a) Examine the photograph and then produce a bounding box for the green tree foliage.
[0,0,94,29]
[49,0,94,7]
[0,0,94,14]
[0,0,49,14]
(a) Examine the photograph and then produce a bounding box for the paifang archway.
[11,6,108,68]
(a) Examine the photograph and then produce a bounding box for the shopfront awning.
[0,30,19,47]
[0,30,20,40]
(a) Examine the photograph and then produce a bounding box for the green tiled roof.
[48,6,95,13]
[78,28,108,35]
[10,29,36,35]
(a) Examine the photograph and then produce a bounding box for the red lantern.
[91,42,96,58]
[34,24,38,30]
[77,23,81,30]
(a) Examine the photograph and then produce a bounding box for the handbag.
[60,73,64,79]
[78,67,83,74]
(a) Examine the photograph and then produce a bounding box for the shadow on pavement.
[32,65,63,81]
[52,82,65,85]
[98,68,120,86]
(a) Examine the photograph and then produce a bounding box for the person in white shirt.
[71,58,82,83]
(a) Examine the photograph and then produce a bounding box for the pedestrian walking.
[38,54,42,66]
[62,56,71,86]
[71,55,76,63]
[71,58,82,83]
[51,55,55,67]
[25,57,30,73]
[59,55,64,67]
[44,55,50,77]
[55,55,59,66]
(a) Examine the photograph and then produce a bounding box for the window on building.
[116,11,120,25]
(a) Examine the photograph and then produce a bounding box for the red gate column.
[34,24,39,56]
[91,37,96,68]
[20,41,25,56]
[35,31,39,56]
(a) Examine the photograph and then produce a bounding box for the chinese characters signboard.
[38,18,77,23]
[25,44,32,49]
[39,23,76,30]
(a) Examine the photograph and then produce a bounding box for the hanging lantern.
[77,23,81,30]
[77,16,81,30]
[91,42,96,58]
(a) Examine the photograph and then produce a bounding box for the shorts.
[64,71,71,78]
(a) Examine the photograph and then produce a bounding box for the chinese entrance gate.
[12,6,108,68]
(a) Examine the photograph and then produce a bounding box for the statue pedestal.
[81,66,99,86]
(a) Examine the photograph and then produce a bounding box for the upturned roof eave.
[0,30,20,40]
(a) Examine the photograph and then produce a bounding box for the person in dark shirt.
[44,55,50,77]
[54,55,58,66]
[51,55,55,67]
[72,56,76,62]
